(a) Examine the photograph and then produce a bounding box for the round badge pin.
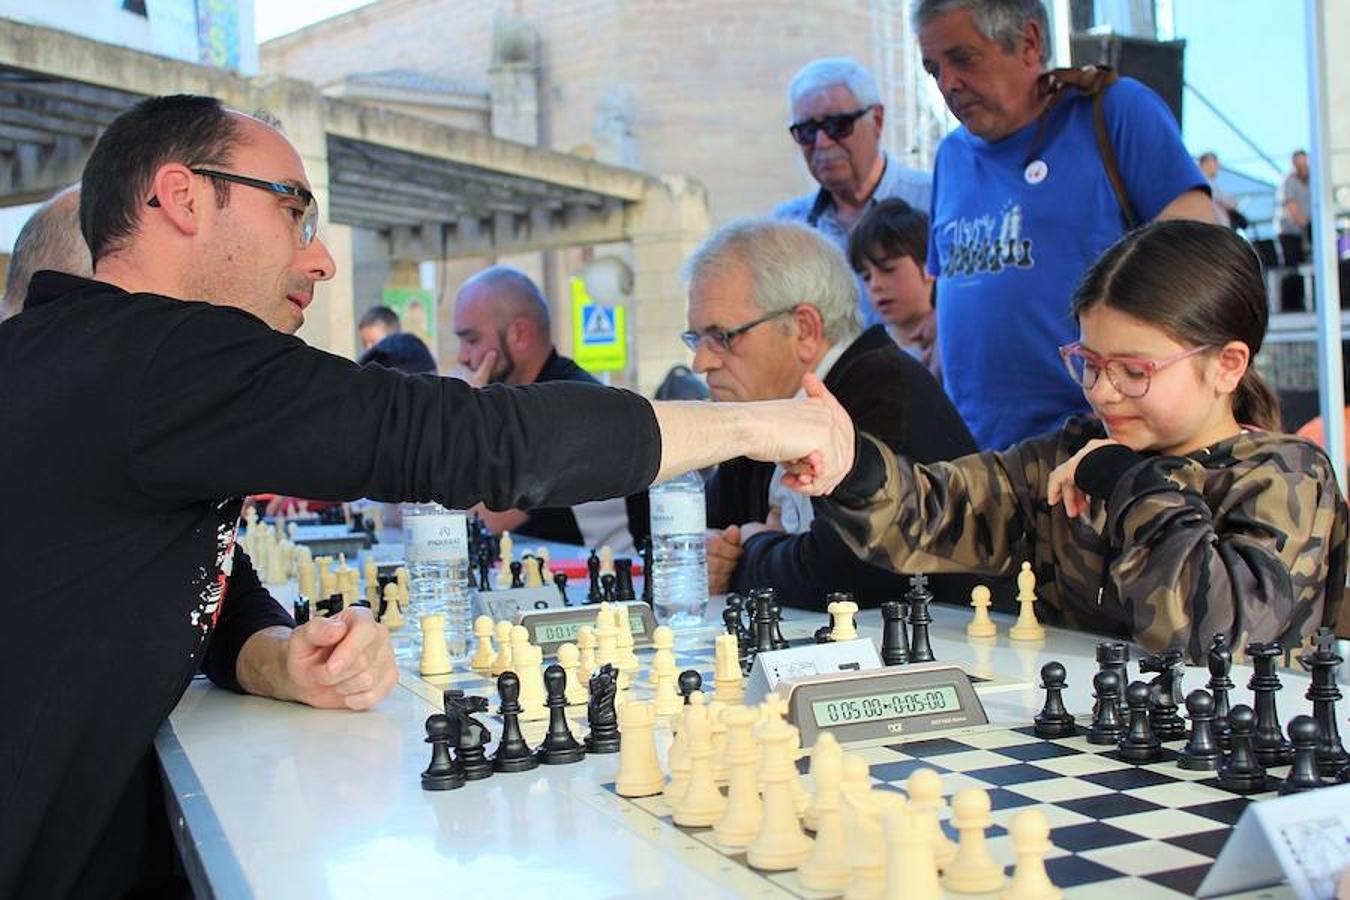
[1024,160,1048,185]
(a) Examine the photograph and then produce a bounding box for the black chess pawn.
[601,573,616,605]
[491,672,538,773]
[769,599,789,650]
[586,549,602,604]
[584,664,621,753]
[1086,671,1126,745]
[553,572,570,606]
[533,555,548,586]
[1206,634,1235,750]
[679,669,703,704]
[1218,704,1267,794]
[476,548,492,594]
[1300,627,1350,777]
[1117,681,1163,763]
[293,598,310,625]
[509,560,524,589]
[421,714,467,791]
[1033,662,1076,738]
[880,600,911,666]
[614,559,636,603]
[906,575,936,664]
[1280,715,1325,794]
[1247,642,1293,767]
[1177,689,1222,771]
[537,666,586,765]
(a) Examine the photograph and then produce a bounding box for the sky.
[253,0,377,44]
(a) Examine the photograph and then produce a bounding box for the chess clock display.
[778,662,989,749]
[516,603,658,656]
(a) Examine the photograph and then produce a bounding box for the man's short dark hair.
[80,94,244,262]
[848,198,929,271]
[357,332,436,375]
[358,305,401,331]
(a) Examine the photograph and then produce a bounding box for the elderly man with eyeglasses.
[774,57,932,328]
[684,217,978,608]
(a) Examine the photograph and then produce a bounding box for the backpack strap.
[1027,65,1139,229]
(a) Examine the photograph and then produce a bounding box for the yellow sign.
[570,277,627,372]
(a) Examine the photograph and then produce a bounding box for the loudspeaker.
[1070,34,1185,123]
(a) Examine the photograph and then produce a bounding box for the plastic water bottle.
[648,470,709,628]
[401,502,471,662]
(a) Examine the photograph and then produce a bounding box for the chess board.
[593,724,1290,900]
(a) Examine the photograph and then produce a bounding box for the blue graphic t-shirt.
[930,77,1207,450]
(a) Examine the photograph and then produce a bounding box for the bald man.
[0,186,91,320]
[453,265,640,549]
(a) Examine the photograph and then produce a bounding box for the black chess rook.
[880,600,910,666]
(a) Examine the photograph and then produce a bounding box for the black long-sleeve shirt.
[707,325,982,609]
[0,273,661,899]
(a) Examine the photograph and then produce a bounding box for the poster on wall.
[197,0,240,70]
[381,287,438,361]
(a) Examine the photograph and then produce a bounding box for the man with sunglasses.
[914,0,1214,452]
[0,95,855,900]
[774,57,932,327]
[684,217,977,609]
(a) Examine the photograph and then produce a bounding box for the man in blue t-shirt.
[914,0,1215,451]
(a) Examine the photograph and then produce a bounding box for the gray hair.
[911,0,1051,65]
[682,218,862,345]
[457,265,551,335]
[787,57,882,114]
[1,186,91,320]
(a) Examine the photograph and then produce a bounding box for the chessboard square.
[1047,820,1148,854]
[1162,828,1234,859]
[868,759,948,784]
[886,737,978,758]
[1102,746,1181,765]
[1050,734,1117,755]
[1030,752,1132,778]
[963,763,1065,787]
[1080,767,1183,791]
[984,787,1043,811]
[1078,839,1212,876]
[1141,863,1216,897]
[912,749,1024,771]
[991,802,1092,831]
[1056,792,1166,820]
[930,772,1003,800]
[1177,797,1253,827]
[1040,855,1133,889]
[994,740,1087,762]
[943,820,1010,844]
[1005,775,1115,804]
[1049,876,1189,900]
[855,744,908,765]
[950,728,1045,750]
[984,832,1070,866]
[1109,808,1229,839]
[1125,781,1237,808]
[1139,760,1221,781]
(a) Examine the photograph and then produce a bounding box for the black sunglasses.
[148,168,319,247]
[788,106,874,146]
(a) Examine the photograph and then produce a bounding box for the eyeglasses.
[147,168,319,247]
[788,106,874,146]
[680,308,795,353]
[1058,342,1213,398]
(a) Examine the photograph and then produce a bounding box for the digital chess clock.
[778,662,989,749]
[515,602,658,656]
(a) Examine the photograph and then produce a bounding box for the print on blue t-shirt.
[929,78,1207,451]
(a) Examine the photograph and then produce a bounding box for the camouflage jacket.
[817,416,1348,660]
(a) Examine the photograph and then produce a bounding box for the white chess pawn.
[419,615,452,676]
[1009,561,1045,641]
[941,788,1005,894]
[496,531,514,589]
[363,555,379,601]
[599,544,615,576]
[798,732,850,892]
[469,615,495,673]
[649,625,675,687]
[381,582,404,629]
[615,701,665,797]
[883,797,940,900]
[613,604,640,678]
[673,700,726,826]
[490,620,514,676]
[1002,809,1062,900]
[714,705,763,851]
[522,554,543,587]
[651,645,682,718]
[842,774,887,900]
[556,642,587,705]
[576,626,597,683]
[906,768,957,869]
[803,731,843,832]
[967,584,998,638]
[594,606,619,672]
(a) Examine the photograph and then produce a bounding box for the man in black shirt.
[686,218,979,609]
[453,264,642,550]
[0,95,856,900]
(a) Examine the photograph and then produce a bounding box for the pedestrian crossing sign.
[570,277,627,372]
